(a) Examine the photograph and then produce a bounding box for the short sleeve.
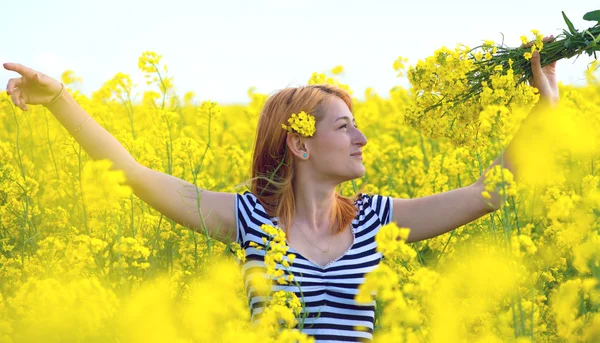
[234,191,258,246]
[359,193,394,226]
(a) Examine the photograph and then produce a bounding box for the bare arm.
[391,39,559,244]
[4,63,237,243]
[392,184,490,243]
[392,103,550,244]
[473,39,559,211]
[4,62,140,179]
[128,166,236,243]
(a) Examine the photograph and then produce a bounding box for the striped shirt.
[234,191,393,342]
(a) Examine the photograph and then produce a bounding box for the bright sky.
[1,0,598,104]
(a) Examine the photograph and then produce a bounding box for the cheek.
[317,140,345,157]
[311,132,349,158]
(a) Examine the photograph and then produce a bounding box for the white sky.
[1,0,598,104]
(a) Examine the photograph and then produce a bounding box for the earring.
[303,153,307,158]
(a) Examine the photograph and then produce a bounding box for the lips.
[350,152,362,157]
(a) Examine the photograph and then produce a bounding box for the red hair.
[250,84,362,237]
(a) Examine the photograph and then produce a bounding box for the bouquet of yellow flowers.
[406,10,599,149]
[464,10,599,104]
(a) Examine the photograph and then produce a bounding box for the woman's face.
[306,96,368,184]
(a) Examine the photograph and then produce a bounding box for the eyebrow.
[335,116,357,124]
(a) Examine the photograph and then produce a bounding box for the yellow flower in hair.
[281,111,316,137]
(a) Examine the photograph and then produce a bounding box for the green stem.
[77,144,89,235]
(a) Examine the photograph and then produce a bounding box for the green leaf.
[583,10,600,22]
[562,11,578,35]
[584,30,599,47]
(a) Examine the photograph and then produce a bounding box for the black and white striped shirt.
[234,191,393,342]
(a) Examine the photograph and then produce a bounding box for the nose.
[353,127,367,147]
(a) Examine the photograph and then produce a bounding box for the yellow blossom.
[281,111,316,137]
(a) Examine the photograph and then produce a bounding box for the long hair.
[250,84,361,237]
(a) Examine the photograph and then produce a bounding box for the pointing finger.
[6,78,22,95]
[3,63,35,78]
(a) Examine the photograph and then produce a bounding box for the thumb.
[530,51,543,84]
[32,72,51,89]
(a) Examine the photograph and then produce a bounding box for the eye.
[339,123,359,130]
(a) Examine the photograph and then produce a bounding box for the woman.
[3,44,557,342]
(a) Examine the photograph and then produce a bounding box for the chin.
[347,166,366,181]
[338,172,364,184]
[332,164,366,184]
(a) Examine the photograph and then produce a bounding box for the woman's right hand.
[4,63,64,111]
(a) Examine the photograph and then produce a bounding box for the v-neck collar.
[270,214,359,270]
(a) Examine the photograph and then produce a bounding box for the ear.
[285,132,308,159]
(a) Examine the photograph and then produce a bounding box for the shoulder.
[355,193,391,210]
[235,191,277,224]
[236,191,258,212]
[354,193,393,225]
[234,191,276,246]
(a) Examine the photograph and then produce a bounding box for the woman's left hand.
[529,35,559,106]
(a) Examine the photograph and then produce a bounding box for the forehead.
[322,96,354,121]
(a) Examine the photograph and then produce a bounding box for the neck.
[291,168,338,234]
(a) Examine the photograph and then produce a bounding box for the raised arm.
[127,166,236,243]
[391,185,489,243]
[4,63,237,243]
[391,37,559,244]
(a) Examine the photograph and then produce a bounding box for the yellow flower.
[229,242,246,263]
[138,51,162,73]
[520,35,529,45]
[393,56,409,77]
[482,165,517,198]
[61,70,83,85]
[81,160,132,212]
[331,65,344,75]
[281,111,316,137]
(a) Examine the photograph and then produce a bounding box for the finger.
[32,72,47,88]
[9,89,19,107]
[3,63,36,78]
[530,50,543,85]
[542,35,555,43]
[521,35,555,49]
[17,89,29,111]
[6,78,22,95]
[521,39,535,49]
[10,88,27,111]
